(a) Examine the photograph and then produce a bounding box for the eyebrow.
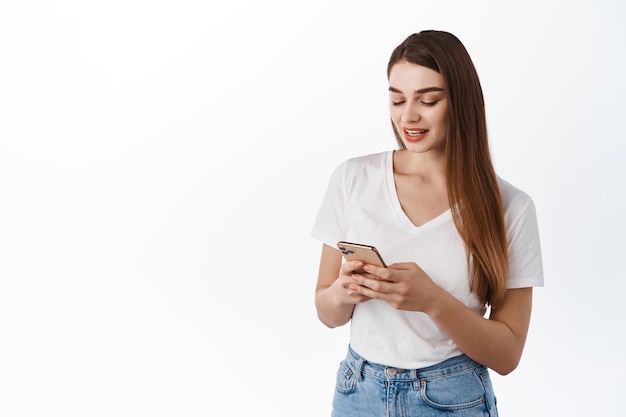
[388,86,445,95]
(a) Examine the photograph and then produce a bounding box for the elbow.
[492,354,522,376]
[321,321,339,329]
[317,313,336,328]
[493,365,516,376]
[317,312,349,329]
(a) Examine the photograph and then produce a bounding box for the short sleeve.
[311,162,348,248]
[505,194,544,289]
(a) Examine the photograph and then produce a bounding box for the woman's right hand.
[315,244,372,328]
[332,260,372,305]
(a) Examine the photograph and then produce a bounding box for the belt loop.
[411,369,420,390]
[355,357,365,381]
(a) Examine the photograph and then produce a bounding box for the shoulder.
[498,177,534,210]
[329,151,391,181]
[339,151,390,171]
[497,177,538,227]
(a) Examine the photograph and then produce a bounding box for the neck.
[394,149,447,182]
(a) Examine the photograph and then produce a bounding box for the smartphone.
[337,241,387,273]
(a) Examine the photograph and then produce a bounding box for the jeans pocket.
[420,368,488,412]
[335,360,358,394]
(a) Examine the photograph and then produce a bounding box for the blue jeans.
[332,346,499,417]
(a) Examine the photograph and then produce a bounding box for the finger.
[387,262,420,270]
[361,264,395,281]
[346,284,372,302]
[352,271,381,280]
[349,283,389,301]
[341,260,364,274]
[352,274,393,293]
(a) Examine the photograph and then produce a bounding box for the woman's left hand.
[352,262,535,375]
[348,262,441,312]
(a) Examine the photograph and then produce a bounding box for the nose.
[401,101,421,123]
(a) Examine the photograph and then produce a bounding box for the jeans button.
[386,368,397,376]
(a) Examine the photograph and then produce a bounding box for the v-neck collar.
[385,151,452,232]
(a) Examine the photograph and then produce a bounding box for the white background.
[1,1,624,416]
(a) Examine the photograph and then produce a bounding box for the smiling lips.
[403,128,428,142]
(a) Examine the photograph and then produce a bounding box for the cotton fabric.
[312,151,543,369]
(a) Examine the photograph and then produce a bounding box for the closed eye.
[420,100,440,107]
[391,100,405,106]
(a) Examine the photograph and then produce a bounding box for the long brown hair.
[388,31,508,307]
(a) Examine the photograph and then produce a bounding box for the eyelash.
[391,100,439,107]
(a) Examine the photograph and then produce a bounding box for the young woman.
[312,30,543,417]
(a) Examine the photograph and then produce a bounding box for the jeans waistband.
[345,345,486,382]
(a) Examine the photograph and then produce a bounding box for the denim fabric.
[331,346,498,417]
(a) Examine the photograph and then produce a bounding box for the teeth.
[406,130,426,136]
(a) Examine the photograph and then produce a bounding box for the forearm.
[315,283,355,328]
[427,287,531,375]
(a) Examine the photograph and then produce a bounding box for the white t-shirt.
[312,151,544,369]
